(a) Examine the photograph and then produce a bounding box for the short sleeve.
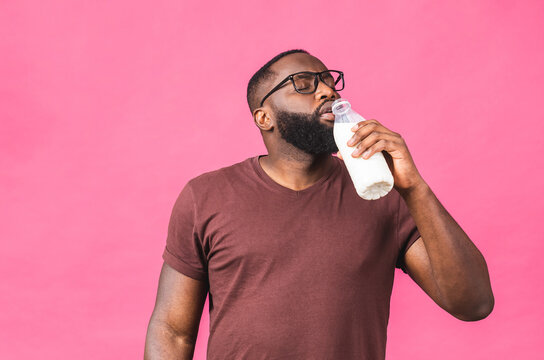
[162,182,209,282]
[395,194,421,274]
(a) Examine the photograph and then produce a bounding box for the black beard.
[274,108,339,155]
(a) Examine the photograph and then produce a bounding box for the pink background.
[1,1,542,359]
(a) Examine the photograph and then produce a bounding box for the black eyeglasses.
[259,70,344,107]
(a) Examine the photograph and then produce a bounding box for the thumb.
[336,151,343,160]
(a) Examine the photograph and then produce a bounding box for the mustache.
[317,99,334,114]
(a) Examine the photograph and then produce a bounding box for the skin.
[252,54,339,191]
[145,263,208,359]
[253,52,494,321]
[145,52,495,358]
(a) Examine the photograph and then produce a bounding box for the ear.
[253,108,273,131]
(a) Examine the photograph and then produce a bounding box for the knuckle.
[362,134,377,147]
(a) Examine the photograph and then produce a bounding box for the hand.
[336,119,426,194]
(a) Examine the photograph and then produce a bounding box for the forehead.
[270,53,328,80]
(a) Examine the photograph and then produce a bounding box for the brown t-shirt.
[162,154,420,359]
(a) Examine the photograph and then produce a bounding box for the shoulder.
[186,156,255,193]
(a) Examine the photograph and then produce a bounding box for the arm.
[144,262,208,359]
[344,118,494,321]
[399,183,494,321]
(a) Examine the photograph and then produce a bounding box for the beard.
[274,108,339,155]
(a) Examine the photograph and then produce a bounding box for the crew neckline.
[250,154,341,198]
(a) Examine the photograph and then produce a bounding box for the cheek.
[285,96,314,111]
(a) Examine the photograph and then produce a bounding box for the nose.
[314,78,339,101]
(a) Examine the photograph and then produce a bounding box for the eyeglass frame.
[259,70,344,107]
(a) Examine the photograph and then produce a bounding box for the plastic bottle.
[332,98,394,200]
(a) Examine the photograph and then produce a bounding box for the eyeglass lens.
[292,71,342,93]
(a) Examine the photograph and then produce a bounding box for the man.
[144,49,494,359]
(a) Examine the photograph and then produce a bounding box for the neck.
[258,150,336,191]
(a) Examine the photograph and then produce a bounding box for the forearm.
[144,319,197,360]
[400,182,494,319]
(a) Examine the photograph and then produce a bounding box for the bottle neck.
[332,98,351,115]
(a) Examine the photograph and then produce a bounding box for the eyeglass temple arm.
[259,76,292,107]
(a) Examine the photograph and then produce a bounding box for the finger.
[351,121,366,132]
[347,122,382,147]
[336,151,343,160]
[354,139,387,159]
[351,132,399,158]
[350,131,382,157]
[351,119,381,132]
[349,126,400,153]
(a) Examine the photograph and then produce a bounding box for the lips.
[319,101,334,115]
[320,112,335,121]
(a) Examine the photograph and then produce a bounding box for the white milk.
[332,99,394,200]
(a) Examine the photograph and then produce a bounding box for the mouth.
[319,101,334,115]
[319,101,335,122]
[320,112,335,121]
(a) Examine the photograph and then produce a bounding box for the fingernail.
[351,124,358,131]
[362,150,371,158]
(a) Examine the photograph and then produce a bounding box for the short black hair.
[246,49,310,114]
